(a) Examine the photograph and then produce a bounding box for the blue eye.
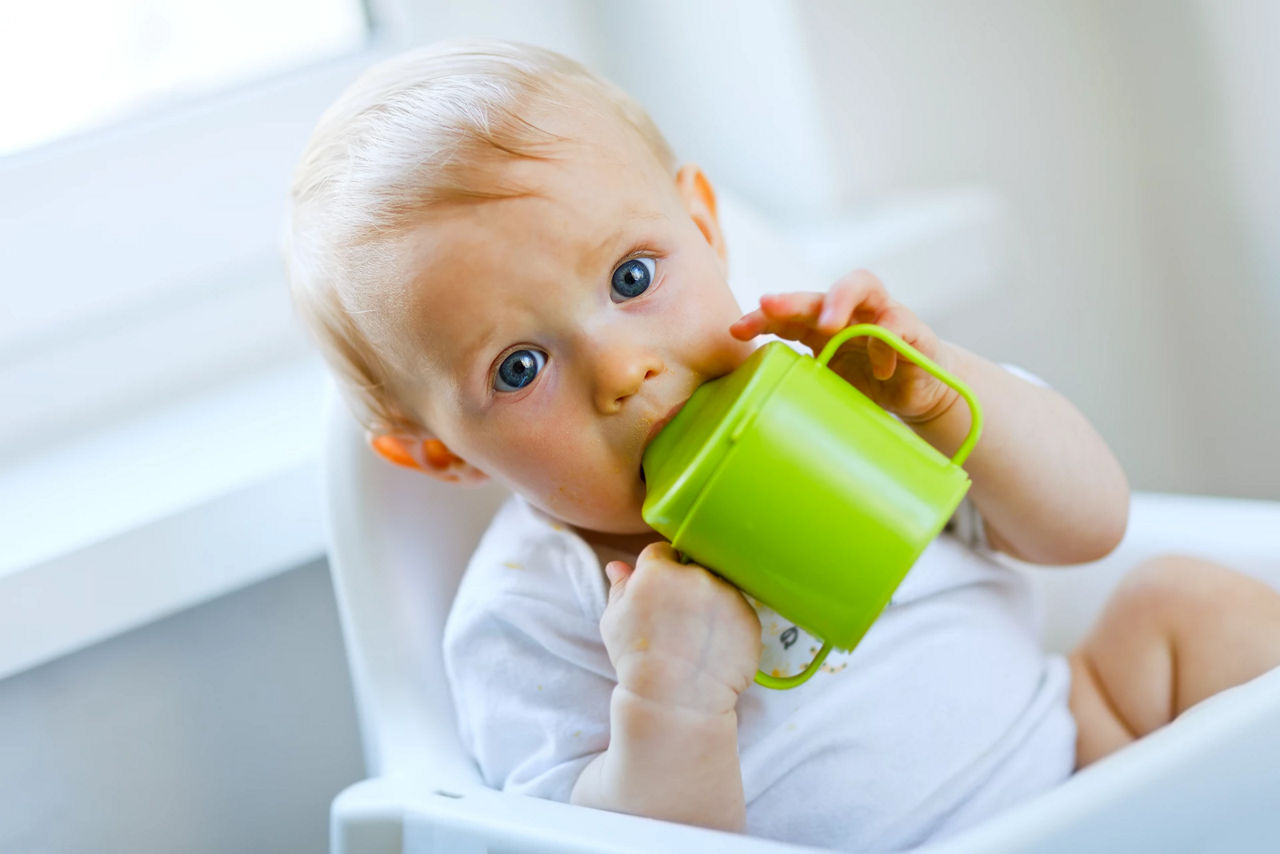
[494,348,546,392]
[611,257,655,301]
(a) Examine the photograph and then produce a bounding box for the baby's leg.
[1067,554,1280,768]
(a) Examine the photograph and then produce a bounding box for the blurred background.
[1,1,1276,852]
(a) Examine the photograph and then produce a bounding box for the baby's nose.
[593,347,663,414]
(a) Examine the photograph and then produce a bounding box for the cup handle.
[755,640,833,690]
[814,324,984,467]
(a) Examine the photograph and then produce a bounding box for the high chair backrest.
[323,393,509,782]
[322,190,827,784]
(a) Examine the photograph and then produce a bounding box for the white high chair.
[324,195,1280,853]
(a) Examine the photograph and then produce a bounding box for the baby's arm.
[906,341,1129,565]
[570,543,762,832]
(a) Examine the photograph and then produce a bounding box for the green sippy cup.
[641,324,983,689]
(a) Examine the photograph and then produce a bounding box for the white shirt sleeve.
[944,362,1051,553]
[442,499,616,802]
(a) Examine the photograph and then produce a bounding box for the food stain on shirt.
[502,561,523,570]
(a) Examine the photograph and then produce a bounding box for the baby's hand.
[601,543,762,716]
[730,269,957,423]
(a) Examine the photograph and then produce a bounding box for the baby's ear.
[368,433,489,484]
[674,163,726,264]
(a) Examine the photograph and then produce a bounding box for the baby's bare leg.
[1068,554,1280,768]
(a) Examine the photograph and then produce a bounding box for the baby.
[285,39,1280,851]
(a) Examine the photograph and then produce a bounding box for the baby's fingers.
[731,272,893,341]
[820,270,893,333]
[761,291,826,319]
[865,301,937,380]
[602,561,635,611]
[728,306,768,339]
[730,292,828,342]
[730,311,819,343]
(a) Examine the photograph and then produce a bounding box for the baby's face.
[389,109,754,535]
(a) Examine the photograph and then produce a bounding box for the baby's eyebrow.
[586,211,668,265]
[457,320,499,384]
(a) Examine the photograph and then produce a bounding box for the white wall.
[1125,0,1280,497]
[1196,0,1280,322]
[0,561,362,854]
[793,0,1279,499]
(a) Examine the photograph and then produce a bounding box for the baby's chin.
[536,474,651,537]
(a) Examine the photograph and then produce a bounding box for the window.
[2,0,369,156]
[0,1,379,461]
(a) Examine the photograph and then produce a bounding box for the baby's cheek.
[705,288,755,357]
[530,460,628,521]
[705,323,756,375]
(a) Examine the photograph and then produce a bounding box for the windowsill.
[0,357,328,681]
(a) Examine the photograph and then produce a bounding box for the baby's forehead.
[417,178,666,276]
[413,127,676,270]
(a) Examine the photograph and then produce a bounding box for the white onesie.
[442,367,1076,852]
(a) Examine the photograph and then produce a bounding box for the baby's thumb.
[605,561,633,604]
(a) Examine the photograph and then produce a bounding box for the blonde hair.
[284,39,677,435]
